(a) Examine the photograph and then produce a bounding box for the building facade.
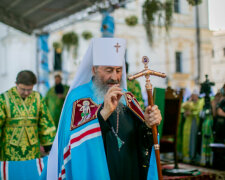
[0,23,36,93]
[1,0,223,95]
[48,0,213,92]
[211,30,225,91]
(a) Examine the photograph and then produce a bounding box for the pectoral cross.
[114,43,121,53]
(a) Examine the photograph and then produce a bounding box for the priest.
[45,74,69,129]
[0,70,56,161]
[46,38,162,180]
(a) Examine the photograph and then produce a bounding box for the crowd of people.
[177,84,225,168]
[0,37,224,179]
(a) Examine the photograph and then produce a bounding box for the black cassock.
[98,103,153,180]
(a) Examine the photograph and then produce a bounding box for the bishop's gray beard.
[92,76,125,112]
[93,76,109,103]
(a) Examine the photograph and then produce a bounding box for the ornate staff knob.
[142,56,149,70]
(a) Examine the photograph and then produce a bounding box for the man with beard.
[45,38,162,180]
[45,74,69,129]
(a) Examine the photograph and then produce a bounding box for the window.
[174,0,180,13]
[54,49,62,71]
[175,52,182,73]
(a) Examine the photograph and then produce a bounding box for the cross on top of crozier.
[142,56,149,70]
[114,43,121,53]
[128,56,166,81]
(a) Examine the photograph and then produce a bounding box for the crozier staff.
[128,56,166,180]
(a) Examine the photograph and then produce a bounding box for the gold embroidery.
[25,127,38,145]
[4,92,11,118]
[0,87,56,161]
[124,92,145,122]
[40,126,56,135]
[9,90,22,115]
[70,98,100,130]
[10,127,25,146]
[36,93,40,119]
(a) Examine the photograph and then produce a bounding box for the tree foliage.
[142,0,173,45]
[187,0,202,6]
[82,31,93,40]
[142,0,202,46]
[62,32,79,49]
[125,15,138,26]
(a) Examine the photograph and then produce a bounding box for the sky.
[208,0,225,30]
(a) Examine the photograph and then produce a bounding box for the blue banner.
[101,12,115,37]
[38,34,50,96]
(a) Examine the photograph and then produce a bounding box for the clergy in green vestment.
[182,91,204,163]
[126,62,145,110]
[0,70,56,161]
[45,74,69,129]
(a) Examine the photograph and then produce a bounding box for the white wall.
[211,30,225,91]
[0,23,36,93]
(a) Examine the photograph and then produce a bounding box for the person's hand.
[40,146,48,157]
[184,110,191,117]
[144,105,162,128]
[100,85,124,121]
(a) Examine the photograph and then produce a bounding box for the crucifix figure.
[114,43,121,53]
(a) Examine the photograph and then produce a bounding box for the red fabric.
[124,92,145,121]
[38,158,43,172]
[163,173,216,180]
[70,127,101,144]
[63,147,70,160]
[71,98,100,130]
[3,161,6,180]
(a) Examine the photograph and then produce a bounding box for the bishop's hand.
[144,105,162,128]
[100,85,124,121]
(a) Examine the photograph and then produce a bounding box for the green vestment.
[45,85,69,128]
[182,99,204,163]
[127,79,145,110]
[0,87,56,161]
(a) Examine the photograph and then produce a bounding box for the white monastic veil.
[68,39,94,92]
[46,38,127,179]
